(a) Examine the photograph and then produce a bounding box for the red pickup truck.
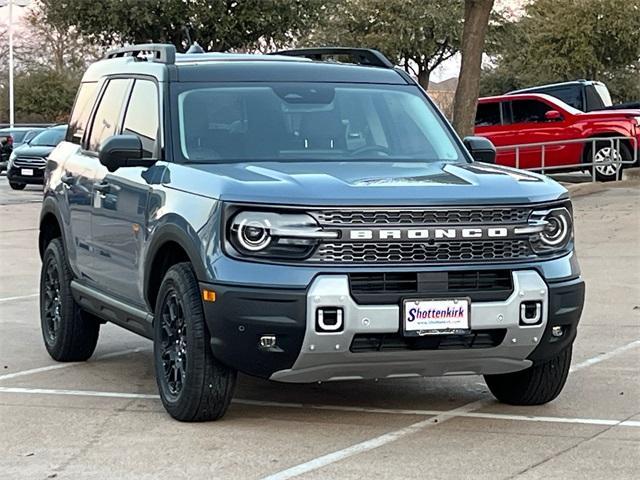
[474,93,640,181]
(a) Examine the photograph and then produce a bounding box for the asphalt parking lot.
[0,177,639,480]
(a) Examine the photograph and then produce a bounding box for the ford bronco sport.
[39,45,585,422]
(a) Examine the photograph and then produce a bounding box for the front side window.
[122,79,159,157]
[88,78,131,151]
[511,100,554,124]
[174,83,463,164]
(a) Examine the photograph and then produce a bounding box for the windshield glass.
[30,127,66,147]
[174,83,463,164]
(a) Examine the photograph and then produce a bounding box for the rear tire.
[484,346,572,405]
[40,238,100,361]
[153,262,237,422]
[9,181,26,190]
[584,141,632,182]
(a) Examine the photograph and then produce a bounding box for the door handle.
[93,181,111,194]
[61,173,75,186]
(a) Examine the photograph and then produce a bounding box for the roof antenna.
[182,25,205,54]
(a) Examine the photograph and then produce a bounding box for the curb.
[564,182,606,198]
[622,167,640,181]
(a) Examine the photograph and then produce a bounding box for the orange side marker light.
[202,289,216,302]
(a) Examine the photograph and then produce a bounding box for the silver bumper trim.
[270,270,548,383]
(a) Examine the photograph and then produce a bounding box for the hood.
[166,161,567,206]
[13,143,56,158]
[579,109,640,119]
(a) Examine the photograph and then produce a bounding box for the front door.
[91,78,160,308]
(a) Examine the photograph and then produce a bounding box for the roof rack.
[271,47,394,69]
[105,44,176,64]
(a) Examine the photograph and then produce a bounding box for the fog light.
[316,307,344,333]
[551,326,564,337]
[259,334,277,349]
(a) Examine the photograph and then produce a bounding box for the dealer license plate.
[21,168,34,176]
[403,298,470,336]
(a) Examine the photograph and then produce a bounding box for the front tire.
[40,238,100,361]
[153,263,237,422]
[9,181,26,190]
[584,141,632,182]
[484,346,572,405]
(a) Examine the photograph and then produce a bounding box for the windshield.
[174,83,464,164]
[30,127,66,147]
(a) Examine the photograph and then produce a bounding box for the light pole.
[2,0,31,127]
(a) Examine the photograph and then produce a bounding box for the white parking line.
[0,347,146,382]
[0,293,38,303]
[1,386,638,430]
[260,399,488,480]
[570,339,640,373]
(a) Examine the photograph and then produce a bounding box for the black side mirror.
[463,136,496,164]
[98,135,154,172]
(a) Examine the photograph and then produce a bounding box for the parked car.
[475,93,640,181]
[509,80,640,112]
[7,125,67,190]
[0,126,46,147]
[39,44,584,422]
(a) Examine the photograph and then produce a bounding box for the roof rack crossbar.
[105,44,176,64]
[270,47,394,69]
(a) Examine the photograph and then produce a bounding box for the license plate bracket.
[402,298,471,337]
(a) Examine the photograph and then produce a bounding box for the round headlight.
[237,218,271,251]
[540,213,569,246]
[530,207,572,253]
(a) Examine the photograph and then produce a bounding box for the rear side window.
[122,79,159,157]
[475,102,501,126]
[87,78,131,151]
[510,100,553,124]
[67,82,98,144]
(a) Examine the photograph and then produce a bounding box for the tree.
[19,3,102,75]
[452,0,494,137]
[480,0,640,103]
[308,0,464,89]
[39,0,331,53]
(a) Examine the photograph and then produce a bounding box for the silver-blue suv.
[38,45,585,421]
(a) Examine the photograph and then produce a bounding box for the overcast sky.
[1,0,527,83]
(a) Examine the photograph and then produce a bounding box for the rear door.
[57,82,99,280]
[90,78,160,307]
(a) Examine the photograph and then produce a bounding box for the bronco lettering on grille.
[345,227,512,242]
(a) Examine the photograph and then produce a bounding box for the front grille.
[350,330,506,352]
[14,156,46,168]
[313,207,530,225]
[349,270,513,304]
[312,240,532,264]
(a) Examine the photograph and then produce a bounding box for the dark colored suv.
[39,44,584,421]
[7,125,67,189]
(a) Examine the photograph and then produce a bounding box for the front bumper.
[202,270,584,383]
[7,165,45,184]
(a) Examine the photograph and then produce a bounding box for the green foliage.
[481,0,640,103]
[308,0,464,87]
[0,70,80,123]
[40,0,331,52]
